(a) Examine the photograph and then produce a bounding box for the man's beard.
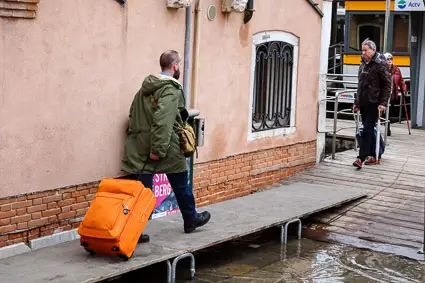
[173,69,180,80]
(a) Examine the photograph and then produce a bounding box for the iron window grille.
[252,41,294,132]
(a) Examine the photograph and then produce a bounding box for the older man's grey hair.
[362,39,377,50]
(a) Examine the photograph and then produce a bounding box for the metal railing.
[321,89,358,159]
[326,73,358,91]
[326,73,411,123]
[328,43,344,74]
[322,84,394,159]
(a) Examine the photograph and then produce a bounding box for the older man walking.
[353,39,391,168]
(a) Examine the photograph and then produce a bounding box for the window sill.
[248,126,296,142]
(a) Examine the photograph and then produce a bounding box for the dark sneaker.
[352,158,363,169]
[138,234,150,243]
[184,211,211,233]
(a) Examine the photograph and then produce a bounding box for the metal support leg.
[280,218,302,244]
[171,253,195,283]
[166,260,172,283]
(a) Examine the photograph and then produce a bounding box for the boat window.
[392,14,409,53]
[348,13,384,52]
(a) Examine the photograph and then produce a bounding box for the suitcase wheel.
[117,253,129,261]
[84,248,95,256]
[117,252,133,261]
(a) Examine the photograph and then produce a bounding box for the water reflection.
[189,238,424,283]
[110,231,424,283]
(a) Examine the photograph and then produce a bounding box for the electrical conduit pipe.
[190,0,202,109]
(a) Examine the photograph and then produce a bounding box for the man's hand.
[353,104,359,112]
[149,153,160,160]
[378,105,386,112]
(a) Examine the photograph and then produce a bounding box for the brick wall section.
[0,0,40,19]
[0,183,98,248]
[0,140,316,248]
[192,140,316,207]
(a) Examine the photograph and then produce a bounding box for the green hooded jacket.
[121,74,187,174]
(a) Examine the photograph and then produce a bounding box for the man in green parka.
[122,50,211,238]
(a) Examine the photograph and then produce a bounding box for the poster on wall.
[149,158,192,219]
[150,173,180,219]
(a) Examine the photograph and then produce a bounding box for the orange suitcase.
[78,178,156,260]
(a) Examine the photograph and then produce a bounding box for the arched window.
[248,31,298,141]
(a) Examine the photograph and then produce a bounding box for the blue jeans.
[127,171,197,224]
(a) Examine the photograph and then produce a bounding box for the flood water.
[109,228,425,283]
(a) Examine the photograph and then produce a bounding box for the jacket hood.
[373,52,387,64]
[141,74,182,96]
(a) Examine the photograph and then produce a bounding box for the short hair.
[362,38,376,50]
[159,50,180,70]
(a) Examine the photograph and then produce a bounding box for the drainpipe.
[184,2,199,191]
[191,0,202,108]
[183,5,192,106]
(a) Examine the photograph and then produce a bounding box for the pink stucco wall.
[0,0,322,197]
[195,0,322,161]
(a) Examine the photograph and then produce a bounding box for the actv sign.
[395,0,425,11]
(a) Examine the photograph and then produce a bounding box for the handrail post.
[332,93,339,159]
[333,46,337,74]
